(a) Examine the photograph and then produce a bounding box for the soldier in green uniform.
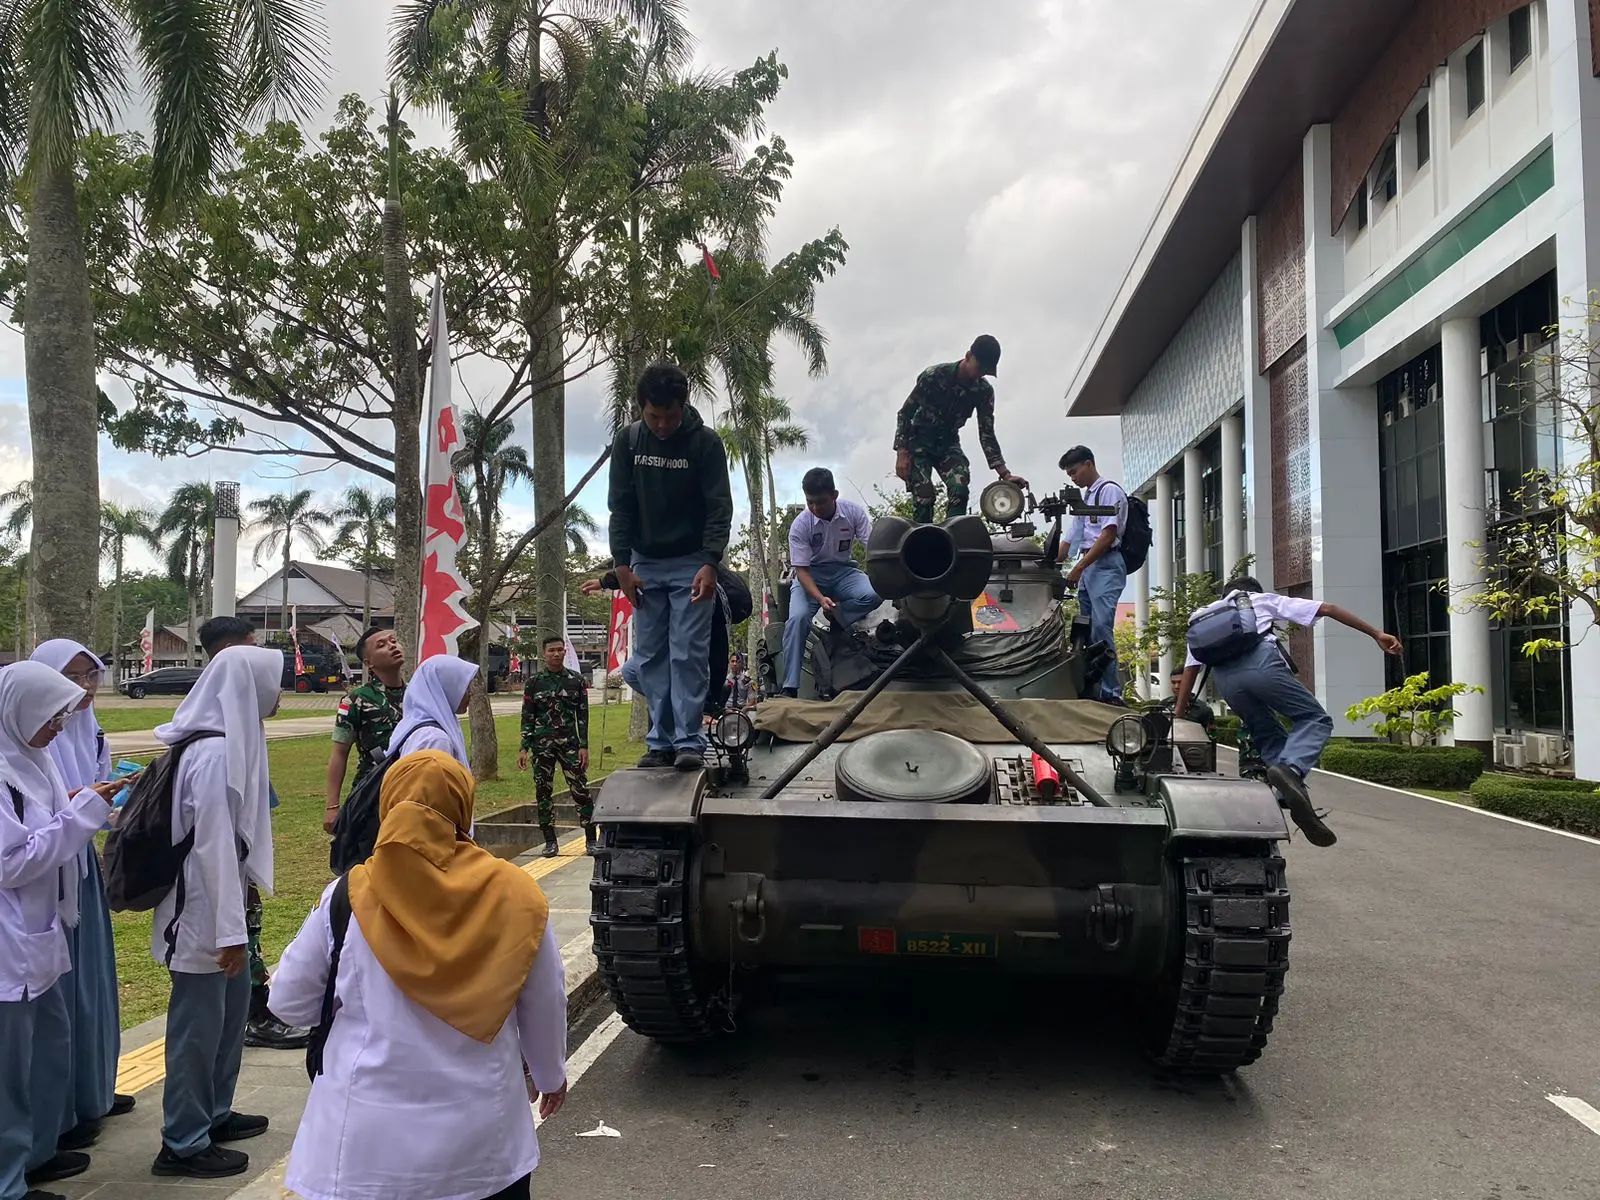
[325,627,406,835]
[519,635,593,857]
[893,334,1028,522]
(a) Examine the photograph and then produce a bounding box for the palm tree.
[248,490,332,633]
[452,409,536,780]
[100,504,161,684]
[565,504,600,559]
[2,2,328,645]
[0,482,32,647]
[718,392,809,602]
[157,483,216,666]
[392,0,689,683]
[330,485,398,634]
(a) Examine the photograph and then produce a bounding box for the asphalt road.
[531,769,1600,1200]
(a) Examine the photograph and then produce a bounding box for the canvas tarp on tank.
[752,692,1123,744]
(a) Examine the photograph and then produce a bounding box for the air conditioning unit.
[1493,734,1522,766]
[1499,742,1526,770]
[1522,733,1567,766]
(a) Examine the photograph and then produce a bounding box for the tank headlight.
[1106,714,1149,759]
[713,711,755,752]
[979,479,1025,524]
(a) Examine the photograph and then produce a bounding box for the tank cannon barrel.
[865,515,994,628]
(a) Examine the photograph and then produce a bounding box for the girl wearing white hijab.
[149,645,282,1183]
[29,640,132,1147]
[0,662,120,1200]
[384,655,478,765]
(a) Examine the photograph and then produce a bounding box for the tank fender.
[1157,775,1288,842]
[593,767,707,826]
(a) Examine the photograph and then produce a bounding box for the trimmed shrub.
[1318,741,1485,789]
[1470,774,1600,837]
[1212,714,1242,748]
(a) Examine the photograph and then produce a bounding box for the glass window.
[1483,276,1559,527]
[1466,41,1486,115]
[1377,345,1444,553]
[1415,102,1431,169]
[1356,185,1368,231]
[1381,543,1450,690]
[1509,6,1532,72]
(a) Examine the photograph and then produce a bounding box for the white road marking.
[1547,1094,1600,1137]
[537,1011,627,1129]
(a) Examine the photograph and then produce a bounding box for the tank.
[590,483,1292,1074]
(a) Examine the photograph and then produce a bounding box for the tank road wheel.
[590,825,718,1043]
[1148,849,1291,1074]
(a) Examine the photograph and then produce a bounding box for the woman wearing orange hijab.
[269,750,567,1200]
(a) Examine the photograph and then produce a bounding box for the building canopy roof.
[1064,0,1417,417]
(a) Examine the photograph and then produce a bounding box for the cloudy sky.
[0,0,1251,589]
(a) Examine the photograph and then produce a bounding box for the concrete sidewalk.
[46,833,601,1200]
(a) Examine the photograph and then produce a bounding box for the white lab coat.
[0,786,109,1000]
[149,739,250,974]
[270,883,568,1200]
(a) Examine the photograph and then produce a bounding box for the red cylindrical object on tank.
[1031,753,1061,799]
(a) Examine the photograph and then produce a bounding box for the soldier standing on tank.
[519,635,593,857]
[893,335,1028,523]
[325,627,407,835]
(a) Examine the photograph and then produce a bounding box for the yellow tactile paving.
[112,833,593,1096]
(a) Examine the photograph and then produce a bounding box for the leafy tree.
[100,503,161,682]
[1346,673,1485,745]
[248,489,332,632]
[156,483,215,666]
[0,484,30,648]
[0,0,327,645]
[93,570,189,671]
[329,485,398,632]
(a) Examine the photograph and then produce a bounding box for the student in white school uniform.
[0,662,121,1200]
[270,750,567,1200]
[383,654,478,765]
[149,645,284,1181]
[28,641,135,1151]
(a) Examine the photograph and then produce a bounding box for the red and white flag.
[289,605,305,676]
[606,594,634,673]
[418,279,477,662]
[140,608,155,675]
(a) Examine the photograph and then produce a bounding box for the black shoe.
[584,824,597,854]
[57,1121,99,1151]
[780,687,798,699]
[541,836,559,858]
[210,1112,270,1142]
[244,1014,311,1050]
[25,1190,67,1200]
[152,1144,249,1178]
[108,1093,136,1117]
[636,749,674,768]
[25,1153,89,1185]
[1267,764,1337,847]
[674,749,704,772]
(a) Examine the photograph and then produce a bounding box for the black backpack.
[328,721,442,874]
[305,873,353,1082]
[1118,492,1152,574]
[102,731,224,914]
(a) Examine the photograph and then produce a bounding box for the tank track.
[1152,850,1291,1073]
[589,825,716,1043]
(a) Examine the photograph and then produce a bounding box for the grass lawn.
[111,704,643,1029]
[97,706,337,734]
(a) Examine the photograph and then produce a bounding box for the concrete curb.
[227,929,602,1200]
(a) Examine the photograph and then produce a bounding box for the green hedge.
[1470,774,1600,836]
[1212,714,1242,748]
[1318,741,1485,789]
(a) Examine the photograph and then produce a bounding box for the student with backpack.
[1173,575,1402,847]
[270,751,566,1200]
[384,655,477,765]
[0,663,123,1200]
[143,645,283,1180]
[28,641,135,1155]
[1059,446,1140,703]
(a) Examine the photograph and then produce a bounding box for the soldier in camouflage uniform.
[325,627,407,834]
[893,334,1028,522]
[520,635,592,857]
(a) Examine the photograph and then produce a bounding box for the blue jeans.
[162,968,250,1157]
[632,554,716,754]
[1211,640,1333,778]
[1080,554,1127,701]
[783,564,882,689]
[0,983,71,1200]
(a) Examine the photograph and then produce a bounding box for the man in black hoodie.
[608,363,735,770]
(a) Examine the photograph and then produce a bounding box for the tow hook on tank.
[732,874,767,945]
[1087,884,1131,951]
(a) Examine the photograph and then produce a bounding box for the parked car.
[119,666,203,700]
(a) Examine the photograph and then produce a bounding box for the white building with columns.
[1066,0,1600,776]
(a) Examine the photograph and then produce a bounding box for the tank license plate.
[900,932,995,958]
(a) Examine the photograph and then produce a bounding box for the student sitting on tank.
[1172,575,1401,848]
[779,468,881,699]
